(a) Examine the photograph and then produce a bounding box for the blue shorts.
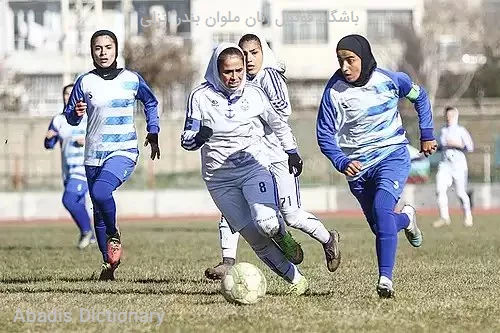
[85,156,136,186]
[64,177,88,195]
[348,145,410,201]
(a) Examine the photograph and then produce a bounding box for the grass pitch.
[1,214,499,333]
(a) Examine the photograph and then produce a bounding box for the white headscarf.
[240,33,285,75]
[446,107,459,127]
[204,42,246,100]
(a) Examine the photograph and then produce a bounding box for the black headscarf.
[62,83,74,108]
[336,34,377,87]
[90,30,122,80]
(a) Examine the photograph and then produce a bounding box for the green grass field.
[1,214,499,333]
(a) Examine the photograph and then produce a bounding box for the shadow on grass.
[0,245,67,251]
[0,287,220,296]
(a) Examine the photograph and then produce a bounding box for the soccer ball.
[220,262,267,305]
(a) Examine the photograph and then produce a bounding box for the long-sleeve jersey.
[248,68,291,163]
[181,82,297,181]
[439,124,474,167]
[44,113,87,183]
[317,68,435,180]
[64,69,160,166]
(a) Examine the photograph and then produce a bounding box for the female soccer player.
[205,33,341,281]
[316,34,438,298]
[44,83,95,249]
[64,30,161,280]
[181,43,308,295]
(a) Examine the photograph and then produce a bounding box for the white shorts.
[436,162,468,193]
[208,163,280,233]
[269,160,301,215]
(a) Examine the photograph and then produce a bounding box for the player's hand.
[74,137,85,147]
[144,133,160,160]
[344,161,362,177]
[75,101,87,117]
[194,126,213,146]
[46,129,58,139]
[420,139,438,157]
[287,152,303,177]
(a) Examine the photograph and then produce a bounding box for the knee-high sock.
[283,209,331,244]
[239,222,303,284]
[92,207,108,262]
[90,171,121,236]
[219,215,240,259]
[62,191,92,234]
[373,190,399,280]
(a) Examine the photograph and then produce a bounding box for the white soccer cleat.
[377,276,394,298]
[401,204,422,248]
[464,214,473,227]
[433,218,451,228]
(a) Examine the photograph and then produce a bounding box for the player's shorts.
[85,155,136,185]
[269,160,301,215]
[436,162,468,191]
[348,145,411,201]
[208,162,280,233]
[64,177,88,195]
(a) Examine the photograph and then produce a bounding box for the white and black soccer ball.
[220,262,267,305]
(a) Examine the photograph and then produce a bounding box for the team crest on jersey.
[88,92,93,99]
[211,100,219,107]
[225,108,235,119]
[240,99,249,111]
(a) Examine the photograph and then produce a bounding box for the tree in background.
[123,24,197,116]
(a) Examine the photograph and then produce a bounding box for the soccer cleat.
[464,214,473,227]
[274,231,304,265]
[287,275,309,296]
[377,276,394,299]
[78,231,94,250]
[204,257,235,280]
[433,218,451,228]
[106,233,122,265]
[401,204,423,248]
[323,230,341,272]
[99,261,120,281]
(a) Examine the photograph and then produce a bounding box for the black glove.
[287,152,303,177]
[195,126,213,146]
[144,133,160,160]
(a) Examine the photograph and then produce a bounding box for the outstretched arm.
[136,73,161,160]
[44,117,60,149]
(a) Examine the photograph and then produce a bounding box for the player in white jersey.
[317,34,437,298]
[44,83,95,249]
[205,33,341,280]
[433,106,474,228]
[64,30,161,280]
[181,43,308,295]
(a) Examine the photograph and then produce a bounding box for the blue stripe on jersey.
[184,118,200,131]
[358,127,405,147]
[67,152,84,158]
[104,116,134,125]
[94,148,139,160]
[187,83,209,118]
[367,98,399,117]
[72,129,86,135]
[369,111,399,133]
[266,69,286,101]
[373,81,398,94]
[110,99,135,108]
[102,132,137,143]
[123,82,139,90]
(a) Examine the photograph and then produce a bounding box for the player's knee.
[91,181,113,203]
[62,192,78,210]
[255,214,280,237]
[281,208,301,227]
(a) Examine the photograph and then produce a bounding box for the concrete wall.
[1,183,498,222]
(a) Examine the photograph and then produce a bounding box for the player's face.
[446,109,457,125]
[63,86,73,106]
[219,56,244,90]
[92,36,116,68]
[240,40,263,75]
[337,50,361,83]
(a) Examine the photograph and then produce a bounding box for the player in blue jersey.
[44,83,95,249]
[316,34,438,298]
[64,30,161,280]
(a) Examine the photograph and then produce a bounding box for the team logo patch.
[225,109,235,119]
[211,100,219,107]
[241,99,249,111]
